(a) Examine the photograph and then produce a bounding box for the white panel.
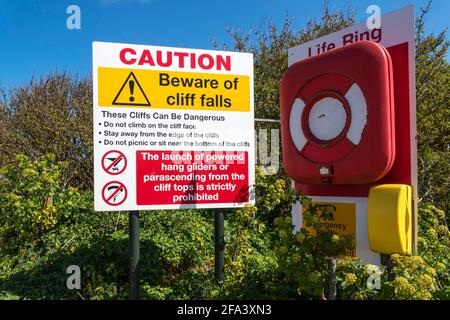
[345,83,367,145]
[288,5,414,65]
[308,97,347,141]
[289,98,307,151]
[292,201,302,233]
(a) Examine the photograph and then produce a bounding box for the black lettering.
[181,77,194,87]
[342,33,354,45]
[372,28,382,43]
[210,79,219,88]
[167,96,175,105]
[159,73,170,86]
[359,30,370,41]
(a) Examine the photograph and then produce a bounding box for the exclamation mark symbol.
[129,80,135,102]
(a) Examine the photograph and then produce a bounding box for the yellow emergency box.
[367,184,412,255]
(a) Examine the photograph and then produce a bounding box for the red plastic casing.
[280,41,395,185]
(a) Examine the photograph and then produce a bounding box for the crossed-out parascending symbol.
[102,181,128,206]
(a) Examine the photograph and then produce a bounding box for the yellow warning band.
[97,67,250,112]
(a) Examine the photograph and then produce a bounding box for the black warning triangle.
[112,72,151,106]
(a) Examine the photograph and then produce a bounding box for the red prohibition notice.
[136,150,249,205]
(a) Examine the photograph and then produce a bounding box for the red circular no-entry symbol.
[102,150,127,175]
[101,181,128,206]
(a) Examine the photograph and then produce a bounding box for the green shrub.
[0,154,82,246]
[0,154,290,300]
[273,199,355,299]
[334,205,450,300]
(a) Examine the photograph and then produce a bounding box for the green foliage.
[336,254,439,300]
[389,254,438,300]
[336,262,385,300]
[0,154,81,245]
[0,73,93,189]
[334,204,450,300]
[417,204,450,298]
[415,3,450,215]
[0,154,288,300]
[0,153,448,300]
[274,200,355,299]
[215,171,296,299]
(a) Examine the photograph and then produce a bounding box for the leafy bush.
[0,153,448,300]
[0,155,290,300]
[274,199,355,299]
[417,204,450,298]
[333,204,450,300]
[0,73,93,189]
[0,154,83,246]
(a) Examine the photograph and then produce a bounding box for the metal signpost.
[214,209,225,282]
[129,210,140,300]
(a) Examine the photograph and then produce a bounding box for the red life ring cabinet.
[280,41,396,184]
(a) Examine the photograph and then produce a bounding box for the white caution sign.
[93,42,255,211]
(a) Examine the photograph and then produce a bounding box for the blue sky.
[0,0,448,87]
